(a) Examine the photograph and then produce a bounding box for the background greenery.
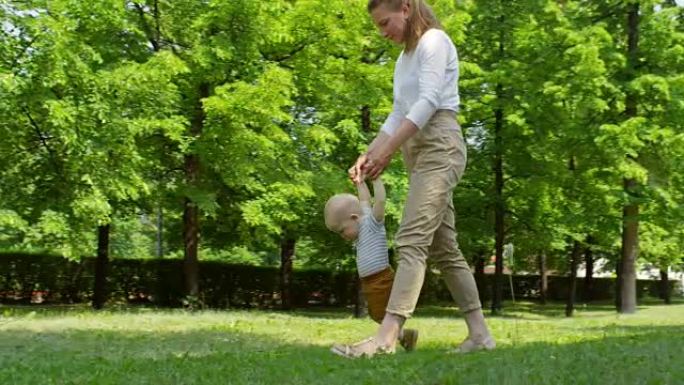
[1,0,683,312]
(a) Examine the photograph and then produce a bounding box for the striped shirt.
[355,205,390,278]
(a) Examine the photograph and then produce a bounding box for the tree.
[0,1,186,309]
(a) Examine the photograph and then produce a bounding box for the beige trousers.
[386,110,482,318]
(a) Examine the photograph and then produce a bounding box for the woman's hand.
[362,119,418,179]
[363,143,392,180]
[349,153,368,184]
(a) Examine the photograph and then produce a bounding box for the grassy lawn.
[1,300,683,385]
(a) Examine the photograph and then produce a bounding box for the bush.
[0,253,679,308]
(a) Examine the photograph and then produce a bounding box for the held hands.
[348,144,392,184]
[364,147,392,180]
[348,153,368,184]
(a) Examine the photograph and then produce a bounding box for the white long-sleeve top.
[380,28,460,135]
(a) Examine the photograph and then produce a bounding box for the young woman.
[334,0,495,358]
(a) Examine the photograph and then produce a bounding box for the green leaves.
[204,65,294,130]
[0,0,682,274]
[0,210,28,246]
[241,181,316,236]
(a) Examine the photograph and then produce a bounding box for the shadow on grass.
[413,301,613,321]
[1,309,683,385]
[279,301,617,322]
[418,298,684,320]
[3,298,680,322]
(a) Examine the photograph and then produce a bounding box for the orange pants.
[360,267,395,324]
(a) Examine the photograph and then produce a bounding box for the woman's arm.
[363,118,418,180]
[349,131,392,183]
[351,32,449,181]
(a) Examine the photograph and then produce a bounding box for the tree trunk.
[492,19,506,315]
[566,240,582,317]
[353,275,368,318]
[615,256,623,311]
[360,105,371,133]
[183,196,199,298]
[183,83,209,302]
[538,252,548,305]
[619,190,639,313]
[660,268,671,305]
[491,100,504,315]
[583,237,595,302]
[67,261,84,303]
[156,205,164,258]
[93,224,110,310]
[474,253,487,306]
[491,13,506,316]
[280,235,295,310]
[620,183,639,313]
[618,1,640,315]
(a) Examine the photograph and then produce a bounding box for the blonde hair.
[367,0,441,52]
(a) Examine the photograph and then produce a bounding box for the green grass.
[1,300,683,385]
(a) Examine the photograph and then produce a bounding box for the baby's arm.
[371,177,385,223]
[356,178,372,210]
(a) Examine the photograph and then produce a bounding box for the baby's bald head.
[324,193,361,231]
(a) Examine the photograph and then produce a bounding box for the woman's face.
[370,2,410,44]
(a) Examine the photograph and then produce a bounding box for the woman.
[332,0,495,358]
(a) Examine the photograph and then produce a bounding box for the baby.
[325,176,418,355]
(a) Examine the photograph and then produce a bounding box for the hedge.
[0,253,679,308]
